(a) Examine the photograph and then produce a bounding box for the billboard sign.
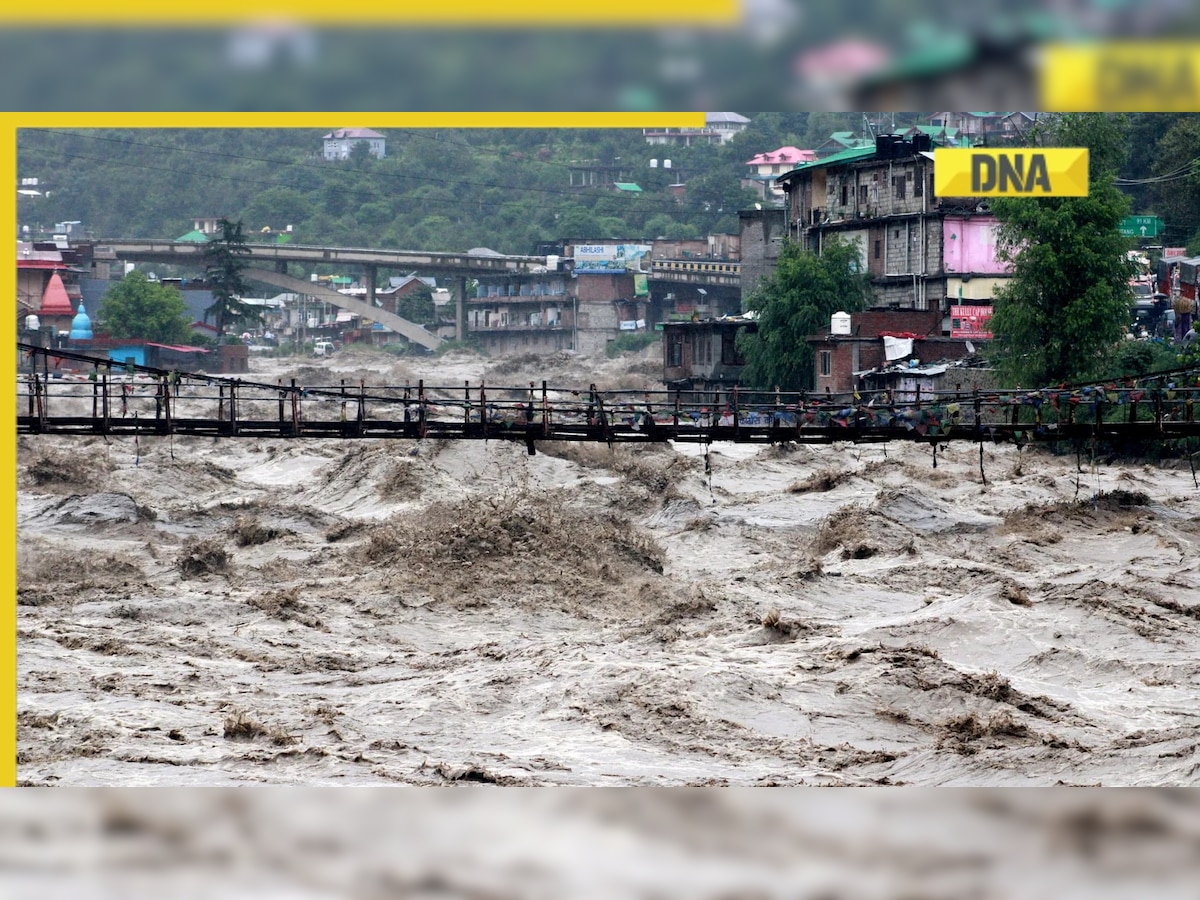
[950,305,994,339]
[574,243,651,274]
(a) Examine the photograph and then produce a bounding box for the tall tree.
[98,271,192,344]
[203,217,256,337]
[738,237,874,391]
[1146,115,1200,249]
[988,114,1136,387]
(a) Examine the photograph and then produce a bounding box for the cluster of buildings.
[678,128,1023,398]
[20,113,1114,395]
[18,238,231,371]
[331,238,741,358]
[18,241,92,344]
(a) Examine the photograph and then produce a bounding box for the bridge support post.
[275,259,288,275]
[31,373,44,432]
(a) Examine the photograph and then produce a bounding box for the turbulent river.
[17,347,1200,787]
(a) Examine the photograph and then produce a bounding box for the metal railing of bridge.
[18,345,1200,457]
[650,260,741,276]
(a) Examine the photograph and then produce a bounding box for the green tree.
[242,186,309,232]
[1148,115,1200,247]
[738,237,874,391]
[395,283,436,325]
[685,169,758,234]
[988,114,1136,387]
[203,217,258,337]
[557,204,602,239]
[97,271,192,344]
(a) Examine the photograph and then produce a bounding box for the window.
[893,175,906,199]
[873,240,881,260]
[914,170,923,197]
[859,184,868,204]
[840,183,848,205]
[819,351,832,377]
[721,330,744,365]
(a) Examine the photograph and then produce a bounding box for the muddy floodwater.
[16,347,1200,785]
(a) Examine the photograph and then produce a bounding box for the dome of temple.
[70,301,93,341]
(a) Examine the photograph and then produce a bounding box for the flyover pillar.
[364,264,377,312]
[454,276,467,342]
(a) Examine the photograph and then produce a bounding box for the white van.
[313,340,336,357]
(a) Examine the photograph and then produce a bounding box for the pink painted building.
[743,146,817,203]
[942,216,1008,275]
[942,216,1011,315]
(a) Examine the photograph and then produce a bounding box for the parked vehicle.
[313,340,336,357]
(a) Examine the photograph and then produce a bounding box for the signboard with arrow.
[1120,215,1163,238]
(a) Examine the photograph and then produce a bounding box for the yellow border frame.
[3,111,706,788]
[2,3,739,26]
[0,3,734,25]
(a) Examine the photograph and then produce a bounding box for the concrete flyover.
[83,239,550,276]
[243,268,443,351]
[649,259,741,288]
[82,240,742,290]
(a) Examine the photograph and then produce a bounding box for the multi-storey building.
[642,112,750,147]
[743,146,816,203]
[467,271,576,356]
[321,128,386,160]
[778,133,949,310]
[778,132,1010,314]
[772,132,1009,392]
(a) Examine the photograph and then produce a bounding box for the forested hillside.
[18,114,1200,255]
[16,115,859,254]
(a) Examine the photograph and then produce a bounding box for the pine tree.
[203,218,258,338]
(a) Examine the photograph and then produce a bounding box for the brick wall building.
[737,208,786,307]
[806,308,980,394]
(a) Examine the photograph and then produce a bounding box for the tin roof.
[145,342,211,353]
[776,145,878,182]
[17,242,66,269]
[745,146,817,166]
[323,128,384,140]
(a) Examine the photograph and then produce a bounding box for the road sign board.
[1120,215,1163,238]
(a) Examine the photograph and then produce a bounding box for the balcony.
[467,322,567,334]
